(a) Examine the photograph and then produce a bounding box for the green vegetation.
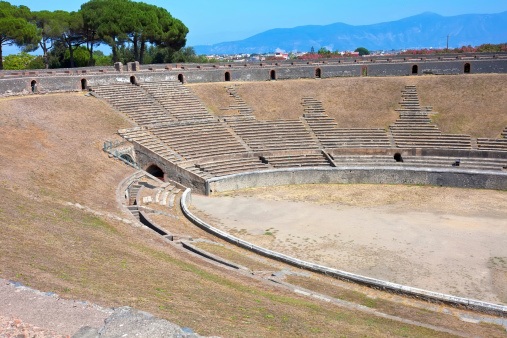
[1,0,190,69]
[355,47,370,55]
[0,1,38,70]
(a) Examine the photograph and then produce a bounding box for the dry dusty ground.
[192,184,507,305]
[2,93,492,337]
[190,73,507,138]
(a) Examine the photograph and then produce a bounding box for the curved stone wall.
[206,166,507,195]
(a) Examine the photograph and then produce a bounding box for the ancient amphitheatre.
[0,57,507,336]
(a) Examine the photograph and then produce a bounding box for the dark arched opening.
[394,153,403,162]
[81,78,87,90]
[411,64,418,75]
[130,76,137,85]
[361,66,368,76]
[315,68,321,78]
[146,164,165,181]
[30,80,37,93]
[120,154,134,164]
[224,71,231,81]
[464,63,471,74]
[270,69,276,80]
[177,73,184,84]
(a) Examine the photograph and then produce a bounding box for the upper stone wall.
[0,53,506,96]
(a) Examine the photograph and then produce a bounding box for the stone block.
[114,62,123,72]
[128,61,140,71]
[64,70,73,74]
[99,69,107,73]
[164,65,172,70]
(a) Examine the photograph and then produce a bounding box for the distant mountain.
[194,11,507,55]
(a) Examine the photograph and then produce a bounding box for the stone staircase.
[219,85,256,119]
[389,86,472,149]
[301,97,391,148]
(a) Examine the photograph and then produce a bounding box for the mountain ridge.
[194,11,507,54]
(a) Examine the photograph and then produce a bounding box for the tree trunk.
[69,43,75,68]
[88,40,94,67]
[133,35,139,62]
[40,39,49,69]
[112,37,118,63]
[140,40,146,64]
[0,43,3,70]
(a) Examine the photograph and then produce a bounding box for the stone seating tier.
[262,153,332,168]
[477,138,507,151]
[330,155,506,171]
[228,119,320,152]
[186,157,270,177]
[139,81,214,121]
[93,84,174,126]
[118,128,181,162]
[147,121,249,160]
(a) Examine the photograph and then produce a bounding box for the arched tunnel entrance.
[146,164,165,181]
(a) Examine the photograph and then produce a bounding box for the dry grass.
[0,93,468,337]
[286,276,507,338]
[191,74,507,137]
[190,84,237,116]
[221,183,507,218]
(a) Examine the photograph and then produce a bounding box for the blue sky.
[5,0,507,55]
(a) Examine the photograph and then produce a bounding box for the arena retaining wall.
[205,166,507,195]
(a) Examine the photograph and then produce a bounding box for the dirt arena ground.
[191,184,507,305]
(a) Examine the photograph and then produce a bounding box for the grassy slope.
[0,92,504,337]
[190,74,507,138]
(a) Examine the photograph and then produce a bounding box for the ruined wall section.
[0,57,506,96]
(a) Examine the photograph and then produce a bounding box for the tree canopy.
[355,47,370,56]
[1,0,189,69]
[0,1,38,70]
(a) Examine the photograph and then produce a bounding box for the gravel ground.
[0,278,111,337]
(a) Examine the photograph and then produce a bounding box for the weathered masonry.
[1,52,506,96]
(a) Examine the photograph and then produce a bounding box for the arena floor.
[191,184,507,305]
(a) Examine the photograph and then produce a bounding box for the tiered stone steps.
[140,81,214,121]
[93,83,174,126]
[502,126,507,138]
[301,97,391,148]
[390,86,472,149]
[148,120,249,160]
[477,138,507,151]
[262,153,333,168]
[144,183,181,208]
[330,155,506,171]
[190,157,270,177]
[118,127,182,162]
[227,119,319,152]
